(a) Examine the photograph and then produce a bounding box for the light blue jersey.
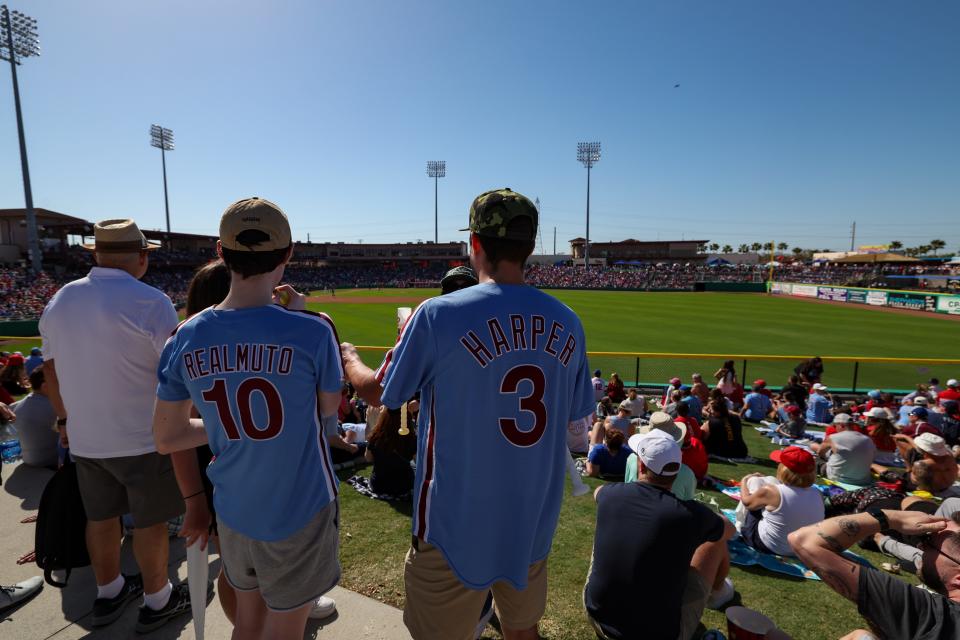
[157,305,343,541]
[378,283,595,590]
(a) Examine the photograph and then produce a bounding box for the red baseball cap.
[770,446,815,474]
[753,379,767,387]
[6,353,24,365]
[786,405,802,417]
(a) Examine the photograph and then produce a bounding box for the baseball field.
[306,288,960,393]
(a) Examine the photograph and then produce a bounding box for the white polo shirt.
[39,267,179,459]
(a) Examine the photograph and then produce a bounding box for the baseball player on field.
[152,198,343,640]
[373,188,596,640]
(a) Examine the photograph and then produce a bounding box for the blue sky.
[1,1,958,253]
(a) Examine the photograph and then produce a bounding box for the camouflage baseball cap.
[460,188,538,240]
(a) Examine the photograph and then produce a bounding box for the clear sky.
[1,0,958,254]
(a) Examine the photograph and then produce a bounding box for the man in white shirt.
[40,219,189,633]
[591,369,605,402]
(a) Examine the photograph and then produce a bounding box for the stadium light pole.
[150,124,175,234]
[577,142,601,269]
[1,4,41,273]
[426,161,445,244]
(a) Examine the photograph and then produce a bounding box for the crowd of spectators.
[1,259,957,320]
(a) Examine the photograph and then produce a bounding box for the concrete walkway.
[1,461,411,639]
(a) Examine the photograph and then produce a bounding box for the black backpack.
[34,462,90,587]
[941,415,960,448]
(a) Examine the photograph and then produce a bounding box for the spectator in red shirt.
[681,434,709,483]
[606,373,626,404]
[938,379,960,405]
[674,401,702,441]
[901,407,941,438]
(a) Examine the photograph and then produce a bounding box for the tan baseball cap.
[219,197,291,251]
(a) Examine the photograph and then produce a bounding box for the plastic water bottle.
[0,422,21,463]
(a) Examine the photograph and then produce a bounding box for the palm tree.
[777,242,788,252]
[930,239,946,255]
[889,240,903,250]
[738,244,749,253]
[762,242,774,252]
[722,244,733,254]
[708,243,720,252]
[750,242,762,252]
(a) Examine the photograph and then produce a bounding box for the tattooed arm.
[789,511,949,603]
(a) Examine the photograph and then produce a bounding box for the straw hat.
[82,219,160,253]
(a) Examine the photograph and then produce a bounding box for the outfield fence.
[353,346,960,395]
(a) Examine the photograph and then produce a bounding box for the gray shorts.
[74,452,184,527]
[218,499,341,611]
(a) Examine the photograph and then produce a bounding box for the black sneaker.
[91,574,144,627]
[135,582,207,634]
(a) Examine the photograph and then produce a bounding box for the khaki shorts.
[403,539,548,640]
[74,452,184,527]
[218,499,340,612]
[585,568,709,640]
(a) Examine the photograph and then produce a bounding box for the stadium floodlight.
[150,124,175,234]
[426,160,446,244]
[1,4,41,272]
[576,141,601,269]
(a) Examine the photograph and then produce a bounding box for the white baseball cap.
[948,379,959,388]
[865,407,889,419]
[833,413,852,424]
[813,383,828,391]
[913,396,930,406]
[628,431,681,476]
[915,433,951,458]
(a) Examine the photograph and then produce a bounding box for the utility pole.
[553,226,557,256]
[1,5,41,272]
[576,142,601,269]
[426,161,446,244]
[850,221,856,252]
[150,125,175,234]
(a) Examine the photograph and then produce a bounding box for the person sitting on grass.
[701,394,748,459]
[774,405,807,440]
[623,415,696,500]
[789,508,959,640]
[805,383,834,424]
[864,407,898,461]
[902,407,943,439]
[606,372,626,404]
[893,433,960,496]
[737,447,825,558]
[742,382,775,422]
[690,373,710,405]
[363,406,417,496]
[585,431,736,640]
[674,401,703,441]
[590,404,635,445]
[585,429,631,479]
[679,385,703,420]
[818,415,876,487]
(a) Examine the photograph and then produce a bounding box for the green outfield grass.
[308,289,960,392]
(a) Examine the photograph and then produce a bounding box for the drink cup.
[726,606,775,640]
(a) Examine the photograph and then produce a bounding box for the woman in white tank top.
[738,447,825,557]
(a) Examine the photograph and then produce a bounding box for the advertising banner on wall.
[865,291,888,306]
[937,296,960,315]
[791,284,818,298]
[771,282,791,294]
[817,286,848,302]
[847,289,867,304]
[887,292,936,312]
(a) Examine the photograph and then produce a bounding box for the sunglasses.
[919,532,960,567]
